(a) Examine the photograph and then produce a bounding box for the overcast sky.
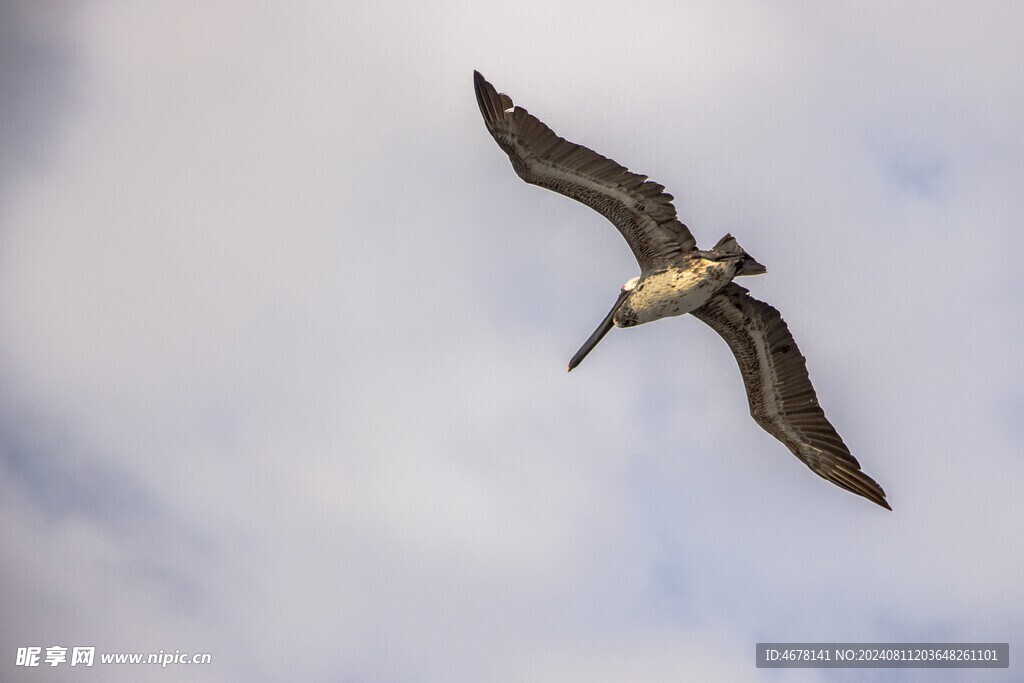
[2,1,1023,681]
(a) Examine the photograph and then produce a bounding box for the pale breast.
[618,260,735,326]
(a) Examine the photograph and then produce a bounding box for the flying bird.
[473,71,890,510]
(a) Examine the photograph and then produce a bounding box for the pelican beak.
[567,288,631,372]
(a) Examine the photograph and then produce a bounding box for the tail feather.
[712,233,741,253]
[713,233,767,276]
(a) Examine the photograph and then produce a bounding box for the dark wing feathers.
[474,71,697,270]
[692,284,891,510]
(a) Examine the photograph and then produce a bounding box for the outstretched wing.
[474,71,697,270]
[691,284,891,510]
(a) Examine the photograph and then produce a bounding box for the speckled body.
[615,256,739,327]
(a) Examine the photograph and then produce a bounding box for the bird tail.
[712,233,767,276]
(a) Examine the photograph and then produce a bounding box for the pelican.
[474,71,890,510]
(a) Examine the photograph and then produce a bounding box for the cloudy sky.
[2,1,1023,681]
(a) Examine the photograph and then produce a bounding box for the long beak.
[567,289,630,372]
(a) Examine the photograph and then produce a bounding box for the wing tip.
[833,466,892,511]
[472,69,510,132]
[873,493,893,511]
[473,69,491,121]
[849,469,891,511]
